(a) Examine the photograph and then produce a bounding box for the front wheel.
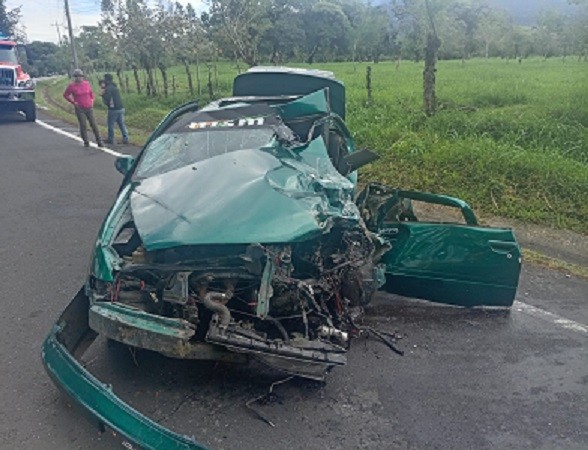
[23,102,36,122]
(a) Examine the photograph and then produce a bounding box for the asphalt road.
[0,111,587,450]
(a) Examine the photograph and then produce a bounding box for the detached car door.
[357,184,521,307]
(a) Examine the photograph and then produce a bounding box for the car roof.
[233,66,346,119]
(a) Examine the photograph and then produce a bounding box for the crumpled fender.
[41,288,207,450]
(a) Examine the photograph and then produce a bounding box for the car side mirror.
[341,149,379,174]
[115,155,134,175]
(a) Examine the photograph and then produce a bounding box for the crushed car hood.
[130,137,358,251]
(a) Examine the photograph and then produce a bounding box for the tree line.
[3,0,587,93]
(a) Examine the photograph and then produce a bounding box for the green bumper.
[41,288,207,450]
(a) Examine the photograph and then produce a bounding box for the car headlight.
[17,79,34,88]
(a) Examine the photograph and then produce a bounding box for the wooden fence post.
[366,65,372,104]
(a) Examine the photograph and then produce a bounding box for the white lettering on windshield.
[188,117,265,130]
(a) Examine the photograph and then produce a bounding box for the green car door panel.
[358,184,521,307]
[381,222,521,307]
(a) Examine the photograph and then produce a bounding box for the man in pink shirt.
[63,69,103,147]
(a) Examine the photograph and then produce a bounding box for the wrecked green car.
[42,68,521,449]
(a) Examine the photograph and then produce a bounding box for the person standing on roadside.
[101,73,129,144]
[63,69,103,147]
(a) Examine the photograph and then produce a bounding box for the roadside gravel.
[482,216,587,268]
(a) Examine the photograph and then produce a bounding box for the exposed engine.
[89,222,385,379]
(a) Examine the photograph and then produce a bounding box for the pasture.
[42,58,588,233]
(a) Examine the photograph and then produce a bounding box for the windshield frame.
[0,45,18,64]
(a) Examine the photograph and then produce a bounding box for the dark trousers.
[75,106,101,144]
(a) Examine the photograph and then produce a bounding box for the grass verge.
[523,249,588,279]
[38,58,588,234]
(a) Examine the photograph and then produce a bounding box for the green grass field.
[41,58,588,233]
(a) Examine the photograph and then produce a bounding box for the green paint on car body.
[41,289,207,450]
[42,68,522,450]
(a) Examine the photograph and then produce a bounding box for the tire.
[24,102,36,122]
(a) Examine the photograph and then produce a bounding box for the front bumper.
[0,88,35,108]
[41,288,207,450]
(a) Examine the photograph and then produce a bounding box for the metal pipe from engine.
[266,315,290,343]
[202,292,231,328]
[318,325,348,343]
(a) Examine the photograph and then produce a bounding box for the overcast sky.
[8,0,576,44]
[7,0,205,43]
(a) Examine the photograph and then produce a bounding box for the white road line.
[513,301,588,334]
[36,119,124,157]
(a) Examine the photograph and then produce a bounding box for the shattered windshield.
[135,104,283,178]
[135,127,276,178]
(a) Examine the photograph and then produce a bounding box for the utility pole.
[51,21,62,44]
[64,0,79,69]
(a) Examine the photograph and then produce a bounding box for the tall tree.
[353,3,394,62]
[389,0,427,62]
[302,1,351,64]
[76,26,115,73]
[101,0,134,86]
[567,6,588,59]
[449,1,487,61]
[388,0,444,114]
[477,9,512,58]
[260,0,306,64]
[169,2,209,96]
[102,0,165,95]
[208,0,272,66]
[0,0,22,39]
[535,10,565,58]
[22,41,68,76]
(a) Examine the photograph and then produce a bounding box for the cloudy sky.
[7,0,205,43]
[8,0,575,43]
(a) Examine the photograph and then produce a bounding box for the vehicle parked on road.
[0,37,35,121]
[42,67,521,449]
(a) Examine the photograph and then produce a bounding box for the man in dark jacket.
[101,73,129,144]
